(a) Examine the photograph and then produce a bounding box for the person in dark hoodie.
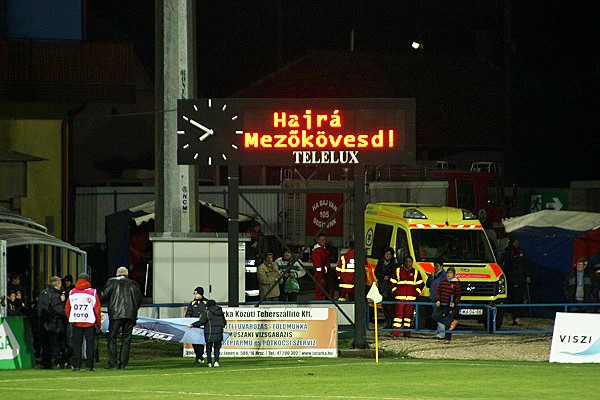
[188,299,227,368]
[185,286,208,364]
[65,273,102,371]
[38,276,67,369]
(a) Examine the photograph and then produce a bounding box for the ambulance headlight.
[403,209,427,219]
[497,274,506,294]
[462,209,478,220]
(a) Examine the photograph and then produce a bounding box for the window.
[369,223,393,260]
[456,180,475,211]
[396,228,409,261]
[410,229,494,263]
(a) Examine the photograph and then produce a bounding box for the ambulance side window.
[370,223,393,260]
[395,228,409,261]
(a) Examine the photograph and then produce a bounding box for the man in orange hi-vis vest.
[390,255,424,337]
[336,241,355,301]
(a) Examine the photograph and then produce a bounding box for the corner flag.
[367,283,383,304]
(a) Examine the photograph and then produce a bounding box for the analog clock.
[177,98,244,165]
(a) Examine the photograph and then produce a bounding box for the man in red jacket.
[390,256,424,337]
[65,272,102,371]
[312,234,332,300]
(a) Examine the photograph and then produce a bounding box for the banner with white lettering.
[549,312,600,363]
[306,193,344,237]
[101,313,230,345]
[218,307,337,357]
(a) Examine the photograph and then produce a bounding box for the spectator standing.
[335,241,356,301]
[100,266,143,369]
[189,299,227,367]
[62,275,74,296]
[7,273,26,305]
[6,291,26,316]
[390,256,424,337]
[564,257,595,313]
[186,286,208,364]
[312,234,333,300]
[257,253,280,301]
[275,250,305,302]
[374,247,399,329]
[65,273,101,371]
[502,238,530,325]
[247,221,267,266]
[432,266,461,344]
[38,276,67,369]
[426,259,447,339]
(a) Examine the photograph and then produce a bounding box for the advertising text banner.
[549,312,600,363]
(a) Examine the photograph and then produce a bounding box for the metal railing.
[365,301,598,334]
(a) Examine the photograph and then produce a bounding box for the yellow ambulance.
[365,203,507,330]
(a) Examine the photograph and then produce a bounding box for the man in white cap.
[100,266,142,369]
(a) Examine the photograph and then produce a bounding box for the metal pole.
[228,165,240,307]
[354,165,367,349]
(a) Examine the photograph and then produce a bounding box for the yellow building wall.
[0,119,63,238]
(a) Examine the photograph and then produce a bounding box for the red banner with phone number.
[306,193,344,237]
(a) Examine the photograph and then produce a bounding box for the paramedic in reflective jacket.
[100,266,143,369]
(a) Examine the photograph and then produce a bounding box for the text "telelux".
[293,150,359,164]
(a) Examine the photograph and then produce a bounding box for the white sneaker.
[207,363,212,368]
[213,361,220,367]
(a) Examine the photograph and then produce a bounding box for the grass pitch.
[2,339,599,400]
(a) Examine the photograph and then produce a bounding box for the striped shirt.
[435,278,461,305]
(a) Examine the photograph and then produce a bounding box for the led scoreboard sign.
[177,98,415,166]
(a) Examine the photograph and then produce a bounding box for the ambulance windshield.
[410,229,495,263]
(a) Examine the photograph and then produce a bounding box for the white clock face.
[177,98,243,165]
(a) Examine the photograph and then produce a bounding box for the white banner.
[549,312,600,363]
[183,307,337,358]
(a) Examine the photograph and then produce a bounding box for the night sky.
[87,1,599,187]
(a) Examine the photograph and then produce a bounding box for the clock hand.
[199,130,214,141]
[183,116,214,135]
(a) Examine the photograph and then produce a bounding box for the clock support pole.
[227,164,240,307]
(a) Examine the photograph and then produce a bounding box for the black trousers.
[206,341,222,363]
[192,343,205,360]
[432,306,456,340]
[107,318,135,369]
[40,330,57,368]
[509,284,527,318]
[71,325,95,369]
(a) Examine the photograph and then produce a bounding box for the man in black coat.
[189,300,227,367]
[185,286,207,364]
[100,266,143,369]
[38,276,67,369]
[502,238,530,325]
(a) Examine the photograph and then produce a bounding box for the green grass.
[2,338,599,400]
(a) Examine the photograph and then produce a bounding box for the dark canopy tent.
[105,200,254,292]
[503,210,600,315]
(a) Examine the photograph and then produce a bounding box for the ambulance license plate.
[459,309,483,316]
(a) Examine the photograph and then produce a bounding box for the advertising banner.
[306,193,344,237]
[549,312,600,363]
[207,307,337,357]
[0,317,35,369]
